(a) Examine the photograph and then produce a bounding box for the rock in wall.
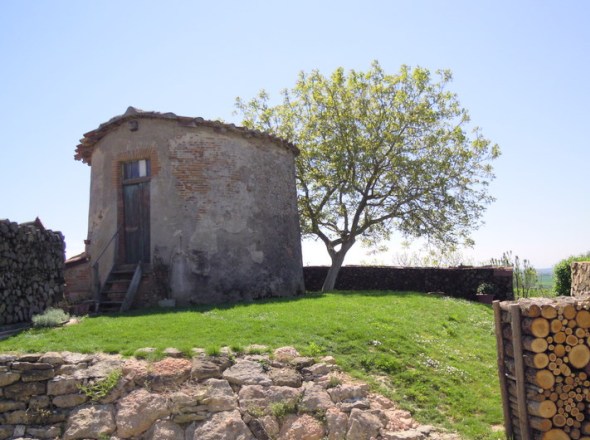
[0,218,65,325]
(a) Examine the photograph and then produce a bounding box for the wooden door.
[123,181,150,264]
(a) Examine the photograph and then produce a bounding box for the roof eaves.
[74,107,298,165]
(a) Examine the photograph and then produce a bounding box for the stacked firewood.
[496,298,590,440]
[0,218,65,325]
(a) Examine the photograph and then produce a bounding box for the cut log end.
[524,317,551,338]
[570,345,590,369]
[542,428,571,440]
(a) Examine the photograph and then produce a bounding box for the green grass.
[537,271,554,290]
[0,291,502,439]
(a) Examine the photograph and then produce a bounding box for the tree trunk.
[321,240,355,292]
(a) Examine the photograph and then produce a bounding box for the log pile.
[495,297,590,439]
[0,218,65,325]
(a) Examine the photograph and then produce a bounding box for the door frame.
[117,159,151,265]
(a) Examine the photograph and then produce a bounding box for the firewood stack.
[495,297,590,440]
[0,218,65,325]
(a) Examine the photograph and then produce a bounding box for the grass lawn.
[0,291,503,439]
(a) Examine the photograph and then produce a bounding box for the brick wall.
[63,254,92,314]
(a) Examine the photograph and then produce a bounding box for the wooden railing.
[120,263,142,312]
[91,228,120,309]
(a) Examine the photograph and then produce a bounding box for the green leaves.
[235,61,499,288]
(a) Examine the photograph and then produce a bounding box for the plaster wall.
[86,118,304,305]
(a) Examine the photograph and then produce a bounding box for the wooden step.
[113,264,137,273]
[97,262,143,313]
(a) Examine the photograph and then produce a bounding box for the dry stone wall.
[0,347,459,440]
[304,265,514,300]
[0,219,65,325]
[571,262,590,296]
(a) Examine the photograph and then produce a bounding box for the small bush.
[476,282,497,296]
[304,341,323,357]
[32,308,70,328]
[554,252,590,296]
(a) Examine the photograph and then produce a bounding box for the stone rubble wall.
[0,347,459,440]
[304,265,514,300]
[571,262,590,296]
[0,219,65,325]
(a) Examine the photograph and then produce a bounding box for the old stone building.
[70,107,304,309]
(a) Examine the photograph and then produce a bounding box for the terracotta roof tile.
[74,106,298,165]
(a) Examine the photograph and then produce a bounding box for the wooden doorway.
[122,160,151,264]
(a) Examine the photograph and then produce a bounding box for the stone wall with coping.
[0,348,454,440]
[0,219,65,325]
[303,265,514,300]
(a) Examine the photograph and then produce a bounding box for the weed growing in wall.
[78,369,122,401]
[270,400,298,420]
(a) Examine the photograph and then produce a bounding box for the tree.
[491,251,538,298]
[235,61,500,291]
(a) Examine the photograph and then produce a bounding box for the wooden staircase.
[97,263,143,313]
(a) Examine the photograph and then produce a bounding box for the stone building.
[69,107,304,309]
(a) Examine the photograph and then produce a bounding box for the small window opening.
[123,159,151,180]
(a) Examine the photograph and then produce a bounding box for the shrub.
[476,282,497,296]
[554,252,590,296]
[304,341,323,357]
[31,308,70,328]
[491,251,537,298]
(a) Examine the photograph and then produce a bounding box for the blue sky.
[1,1,588,268]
